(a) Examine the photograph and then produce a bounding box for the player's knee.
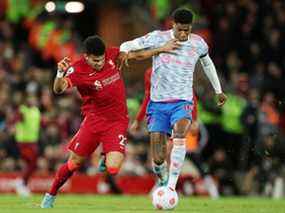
[107,166,120,175]
[68,154,85,171]
[67,159,81,171]
[172,137,186,146]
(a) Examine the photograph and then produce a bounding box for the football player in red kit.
[41,35,179,208]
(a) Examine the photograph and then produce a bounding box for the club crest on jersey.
[94,80,103,91]
[65,67,74,76]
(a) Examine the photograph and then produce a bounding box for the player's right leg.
[41,116,99,208]
[147,101,171,186]
[150,132,168,186]
[41,151,85,208]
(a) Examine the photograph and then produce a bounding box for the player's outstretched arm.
[129,39,180,60]
[118,39,180,69]
[53,57,70,94]
[199,54,227,107]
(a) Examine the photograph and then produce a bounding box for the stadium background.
[0,0,285,197]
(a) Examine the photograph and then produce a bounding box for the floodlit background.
[0,0,285,197]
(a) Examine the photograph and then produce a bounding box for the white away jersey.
[135,30,208,102]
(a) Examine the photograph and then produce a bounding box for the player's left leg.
[100,120,128,175]
[97,151,124,194]
[41,151,86,208]
[41,117,99,208]
[167,101,193,190]
[98,120,128,193]
[105,151,124,175]
[167,118,190,190]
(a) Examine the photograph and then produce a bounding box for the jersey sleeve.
[120,30,161,52]
[65,64,80,88]
[198,37,209,58]
[137,30,161,49]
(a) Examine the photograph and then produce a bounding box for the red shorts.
[68,114,128,157]
[17,143,38,162]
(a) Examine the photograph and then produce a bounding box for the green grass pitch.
[0,194,284,213]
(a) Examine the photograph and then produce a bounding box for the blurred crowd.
[0,0,285,197]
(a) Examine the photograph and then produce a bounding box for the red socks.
[49,163,75,196]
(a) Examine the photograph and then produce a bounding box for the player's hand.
[216,92,227,107]
[129,120,141,135]
[57,57,71,73]
[160,39,181,53]
[117,52,129,70]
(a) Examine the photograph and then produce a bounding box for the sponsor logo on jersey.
[94,80,103,91]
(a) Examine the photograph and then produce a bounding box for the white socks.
[167,138,186,190]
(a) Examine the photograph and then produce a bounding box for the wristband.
[56,69,65,78]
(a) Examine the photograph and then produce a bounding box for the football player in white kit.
[120,8,227,191]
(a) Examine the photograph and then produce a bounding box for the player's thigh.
[68,122,100,158]
[147,101,171,134]
[171,101,193,138]
[100,120,128,156]
[68,151,87,166]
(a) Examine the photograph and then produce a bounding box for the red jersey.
[135,68,198,121]
[135,68,152,122]
[65,47,128,122]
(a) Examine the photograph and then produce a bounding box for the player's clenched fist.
[57,57,71,78]
[58,57,71,71]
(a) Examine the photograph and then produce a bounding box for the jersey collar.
[170,29,191,42]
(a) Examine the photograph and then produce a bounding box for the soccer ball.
[152,186,179,210]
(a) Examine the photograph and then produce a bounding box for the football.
[152,186,179,210]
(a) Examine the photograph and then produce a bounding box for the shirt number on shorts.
[118,134,127,147]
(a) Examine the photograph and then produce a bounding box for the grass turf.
[0,194,284,213]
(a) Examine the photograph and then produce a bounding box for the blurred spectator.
[240,89,260,171]
[13,95,41,197]
[208,149,238,195]
[0,0,284,197]
[243,131,285,198]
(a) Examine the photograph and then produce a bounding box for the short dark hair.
[83,35,106,56]
[172,8,193,24]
